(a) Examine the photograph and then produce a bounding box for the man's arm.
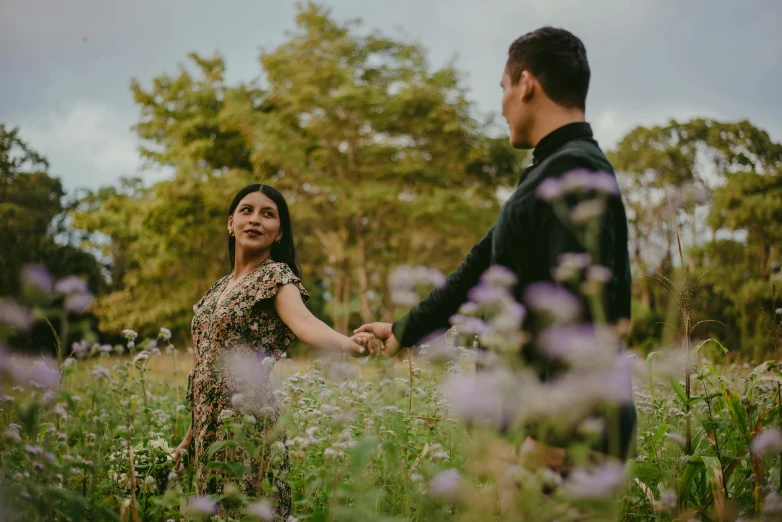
[392,227,495,347]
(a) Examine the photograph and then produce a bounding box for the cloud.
[17,102,141,188]
[592,105,728,150]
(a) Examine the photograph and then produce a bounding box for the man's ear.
[519,70,536,102]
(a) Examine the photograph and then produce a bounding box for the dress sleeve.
[252,262,310,304]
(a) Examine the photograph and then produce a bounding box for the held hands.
[353,322,402,358]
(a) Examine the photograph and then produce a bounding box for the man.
[356,27,636,462]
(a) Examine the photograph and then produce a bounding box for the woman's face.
[228,190,282,258]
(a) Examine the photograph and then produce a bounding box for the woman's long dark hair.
[227,184,302,278]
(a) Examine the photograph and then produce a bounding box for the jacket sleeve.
[392,227,494,347]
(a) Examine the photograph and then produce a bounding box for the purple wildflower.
[592,172,620,195]
[441,371,509,427]
[586,265,613,283]
[428,469,463,503]
[7,358,60,390]
[570,199,606,224]
[71,340,88,358]
[564,461,626,499]
[539,324,620,365]
[480,265,517,289]
[388,266,416,290]
[0,300,34,331]
[561,170,619,196]
[390,290,420,307]
[64,292,93,314]
[752,428,782,457]
[468,282,510,306]
[449,314,487,336]
[54,276,88,295]
[524,282,581,323]
[537,177,564,201]
[598,354,635,403]
[184,496,217,516]
[247,500,275,521]
[21,265,53,295]
[413,266,446,288]
[554,252,592,282]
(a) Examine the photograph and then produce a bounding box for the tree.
[72,3,525,337]
[610,119,782,355]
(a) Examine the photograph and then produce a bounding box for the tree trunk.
[356,232,372,323]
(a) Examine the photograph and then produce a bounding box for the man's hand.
[353,322,402,358]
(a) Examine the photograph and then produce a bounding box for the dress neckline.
[213,257,274,312]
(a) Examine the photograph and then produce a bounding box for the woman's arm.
[172,423,192,464]
[274,283,368,356]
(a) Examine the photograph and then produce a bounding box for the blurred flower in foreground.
[752,428,782,457]
[184,496,217,517]
[222,350,278,413]
[52,275,93,314]
[563,461,626,499]
[537,170,620,202]
[389,265,446,307]
[21,265,53,296]
[0,300,34,331]
[539,324,622,369]
[524,282,581,324]
[428,469,463,503]
[441,369,518,428]
[247,499,275,521]
[4,357,60,390]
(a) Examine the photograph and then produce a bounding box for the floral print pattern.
[187,258,309,519]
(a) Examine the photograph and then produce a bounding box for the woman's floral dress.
[187,258,308,519]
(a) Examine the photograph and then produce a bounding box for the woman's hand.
[341,335,371,357]
[172,425,191,465]
[351,333,385,356]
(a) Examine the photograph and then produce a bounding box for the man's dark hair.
[506,27,590,111]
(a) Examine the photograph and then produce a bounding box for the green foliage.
[70,3,525,338]
[610,118,782,356]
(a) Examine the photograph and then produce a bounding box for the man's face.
[500,69,533,149]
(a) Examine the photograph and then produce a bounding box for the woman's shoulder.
[251,260,309,302]
[256,260,299,282]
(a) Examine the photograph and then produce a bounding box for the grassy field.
[2,332,782,521]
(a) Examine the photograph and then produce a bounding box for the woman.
[172,184,377,518]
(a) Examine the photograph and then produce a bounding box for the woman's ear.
[228,216,234,236]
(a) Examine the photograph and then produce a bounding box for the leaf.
[206,440,229,460]
[670,378,690,406]
[205,460,248,477]
[691,338,728,355]
[720,383,750,444]
[678,459,704,504]
[651,423,672,443]
[699,456,726,520]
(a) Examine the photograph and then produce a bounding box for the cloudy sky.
[2,0,780,192]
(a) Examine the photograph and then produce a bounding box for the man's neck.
[529,107,586,149]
